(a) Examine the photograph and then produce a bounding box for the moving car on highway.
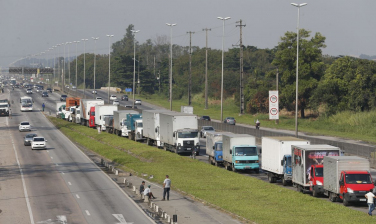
[42,91,49,97]
[135,99,142,105]
[19,121,31,132]
[92,90,97,94]
[60,94,67,101]
[24,133,38,146]
[31,137,47,150]
[26,89,32,94]
[201,115,211,121]
[121,95,128,101]
[113,100,120,105]
[200,126,215,138]
[224,117,236,125]
[110,95,117,101]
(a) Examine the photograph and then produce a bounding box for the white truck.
[113,110,139,137]
[181,106,193,114]
[262,136,310,186]
[56,102,66,117]
[94,105,118,131]
[0,99,9,116]
[159,111,200,155]
[206,132,231,166]
[80,99,104,127]
[20,96,33,112]
[143,110,168,148]
[222,133,259,173]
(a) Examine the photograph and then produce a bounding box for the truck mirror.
[230,149,232,154]
[339,180,344,186]
[155,128,157,133]
[281,160,284,166]
[374,180,376,186]
[88,112,90,116]
[212,146,215,150]
[173,132,175,137]
[100,116,101,120]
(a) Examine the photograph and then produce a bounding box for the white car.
[26,89,32,94]
[19,121,31,132]
[200,126,215,138]
[96,97,103,100]
[113,100,120,105]
[110,95,117,101]
[31,137,47,150]
[134,99,142,105]
[92,90,97,94]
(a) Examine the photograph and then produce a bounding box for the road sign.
[269,90,279,120]
[125,88,132,92]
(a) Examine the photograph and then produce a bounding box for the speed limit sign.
[269,91,279,119]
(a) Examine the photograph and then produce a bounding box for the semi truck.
[126,114,144,141]
[0,99,9,116]
[143,110,168,148]
[94,105,118,131]
[159,111,200,155]
[56,102,66,117]
[113,110,139,137]
[80,99,104,127]
[261,136,310,186]
[222,133,259,173]
[323,156,375,206]
[291,145,341,193]
[206,132,231,166]
[63,97,80,120]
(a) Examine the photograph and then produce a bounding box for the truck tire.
[342,197,350,206]
[312,188,318,197]
[282,177,288,186]
[231,164,236,172]
[255,169,260,174]
[268,174,276,183]
[329,193,337,202]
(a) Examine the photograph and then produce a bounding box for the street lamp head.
[106,35,114,37]
[218,17,231,20]
[92,37,99,40]
[291,2,307,7]
[131,30,140,34]
[82,39,88,41]
[166,23,176,27]
[224,17,231,20]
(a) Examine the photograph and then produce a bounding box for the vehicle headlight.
[218,156,222,159]
[347,188,354,193]
[235,160,239,163]
[316,180,323,186]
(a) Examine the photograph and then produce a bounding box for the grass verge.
[139,94,376,144]
[49,117,375,224]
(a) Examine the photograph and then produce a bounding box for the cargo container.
[206,132,231,166]
[113,110,139,137]
[143,110,169,147]
[80,99,104,127]
[94,105,118,131]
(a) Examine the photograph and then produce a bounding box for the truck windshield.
[91,112,95,116]
[137,122,143,127]
[216,143,223,151]
[286,157,291,166]
[178,131,198,138]
[345,174,372,184]
[0,104,8,108]
[315,167,323,177]
[235,147,257,156]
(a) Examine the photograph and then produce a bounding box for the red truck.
[309,164,324,197]
[323,156,376,206]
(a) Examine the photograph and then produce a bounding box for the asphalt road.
[2,87,154,224]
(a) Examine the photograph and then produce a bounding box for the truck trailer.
[159,111,200,155]
[142,110,168,147]
[262,136,310,186]
[206,132,231,166]
[291,145,341,193]
[323,156,375,206]
[94,105,118,131]
[80,99,104,127]
[113,110,139,137]
[222,133,259,173]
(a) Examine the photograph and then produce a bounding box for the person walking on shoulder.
[365,190,376,216]
[9,108,12,119]
[139,181,145,195]
[42,103,45,112]
[162,175,171,201]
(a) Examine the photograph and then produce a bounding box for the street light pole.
[92,37,99,97]
[67,42,72,86]
[52,46,56,86]
[291,2,307,138]
[166,23,176,111]
[73,41,80,90]
[56,44,61,89]
[217,16,231,122]
[131,30,140,108]
[82,39,88,98]
[107,35,114,103]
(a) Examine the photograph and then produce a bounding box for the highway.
[0,87,154,224]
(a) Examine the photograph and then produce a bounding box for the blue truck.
[206,132,231,166]
[126,113,144,141]
[222,133,259,173]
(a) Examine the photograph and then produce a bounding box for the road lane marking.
[85,210,91,216]
[113,214,132,224]
[47,150,49,153]
[61,172,65,175]
[76,194,80,199]
[9,126,35,224]
[68,182,72,186]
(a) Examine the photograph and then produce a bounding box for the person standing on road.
[42,103,45,112]
[365,190,376,216]
[140,181,145,195]
[9,108,12,119]
[143,185,156,199]
[162,175,171,201]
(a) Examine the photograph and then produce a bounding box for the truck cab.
[213,141,223,164]
[281,154,292,183]
[173,128,200,155]
[134,118,144,141]
[126,114,145,141]
[309,164,324,197]
[89,107,96,127]
[339,171,375,206]
[230,145,259,172]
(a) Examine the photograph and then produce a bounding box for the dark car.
[47,88,52,93]
[224,117,236,125]
[24,133,38,146]
[60,94,67,101]
[42,91,48,97]
[201,115,211,121]
[121,95,128,101]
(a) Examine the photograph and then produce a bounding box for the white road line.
[68,182,72,186]
[61,172,65,175]
[85,210,91,216]
[76,194,80,199]
[47,150,49,153]
[8,124,35,224]
[51,156,53,159]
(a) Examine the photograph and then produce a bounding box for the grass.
[49,117,375,224]
[139,93,376,144]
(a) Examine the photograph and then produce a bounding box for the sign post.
[269,90,279,122]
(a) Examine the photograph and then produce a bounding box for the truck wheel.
[268,174,274,183]
[231,164,236,172]
[255,169,260,174]
[329,193,337,202]
[312,188,318,197]
[282,178,287,186]
[343,197,350,206]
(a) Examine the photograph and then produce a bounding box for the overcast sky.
[1,0,375,67]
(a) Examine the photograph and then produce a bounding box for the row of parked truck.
[57,97,375,207]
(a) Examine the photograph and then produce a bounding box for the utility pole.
[187,31,195,106]
[202,28,211,110]
[276,67,279,124]
[235,20,246,115]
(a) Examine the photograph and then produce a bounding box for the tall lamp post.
[291,2,307,138]
[217,16,231,122]
[52,46,56,86]
[73,41,80,90]
[131,30,140,108]
[166,23,176,111]
[106,35,114,103]
[92,37,99,97]
[67,42,72,86]
[82,39,88,98]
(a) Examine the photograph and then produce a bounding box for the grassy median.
[49,117,375,224]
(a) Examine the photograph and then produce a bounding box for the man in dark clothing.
[140,181,145,195]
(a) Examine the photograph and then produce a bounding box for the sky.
[1,0,375,67]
